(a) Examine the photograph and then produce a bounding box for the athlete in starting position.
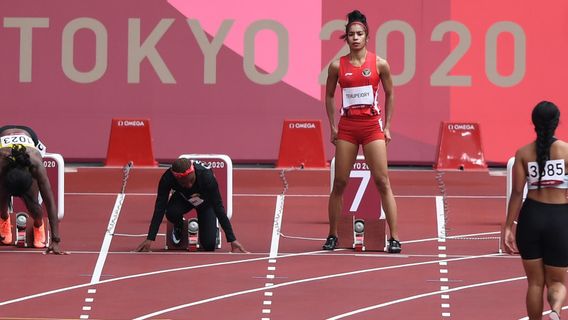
[0,125,65,254]
[135,158,248,253]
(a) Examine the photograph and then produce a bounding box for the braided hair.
[532,101,560,188]
[341,10,369,40]
[4,144,33,196]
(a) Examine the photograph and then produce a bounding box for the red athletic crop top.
[338,51,381,117]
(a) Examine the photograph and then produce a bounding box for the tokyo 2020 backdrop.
[1,0,566,164]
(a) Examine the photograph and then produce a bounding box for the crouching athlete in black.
[135,158,248,253]
[0,125,66,254]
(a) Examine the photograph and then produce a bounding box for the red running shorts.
[337,115,384,145]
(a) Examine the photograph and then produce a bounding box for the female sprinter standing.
[322,10,400,253]
[504,101,568,320]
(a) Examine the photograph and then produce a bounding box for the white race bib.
[36,140,47,156]
[342,85,374,109]
[0,135,35,149]
[527,159,566,187]
[0,134,46,157]
[188,195,204,206]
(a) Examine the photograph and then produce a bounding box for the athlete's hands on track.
[230,240,249,253]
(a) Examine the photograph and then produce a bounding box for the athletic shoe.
[322,235,338,250]
[172,225,183,245]
[0,216,12,245]
[387,238,402,253]
[33,224,46,248]
[550,311,561,320]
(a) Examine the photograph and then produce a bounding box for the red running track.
[0,167,540,319]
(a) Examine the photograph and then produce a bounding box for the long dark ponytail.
[4,144,33,196]
[532,101,560,187]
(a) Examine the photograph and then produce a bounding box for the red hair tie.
[348,21,368,32]
[171,163,194,178]
[341,21,368,40]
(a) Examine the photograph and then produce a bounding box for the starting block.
[164,154,232,251]
[14,212,32,247]
[8,153,64,248]
[165,214,221,251]
[332,155,386,251]
[187,218,200,250]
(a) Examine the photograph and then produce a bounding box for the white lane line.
[326,276,526,319]
[65,192,506,199]
[269,195,285,259]
[436,195,451,318]
[131,253,504,320]
[403,231,500,244]
[435,196,446,241]
[90,193,125,284]
[79,184,127,319]
[0,251,323,307]
[80,193,125,319]
[263,194,285,317]
[0,247,509,311]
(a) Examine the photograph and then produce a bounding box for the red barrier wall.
[1,0,566,164]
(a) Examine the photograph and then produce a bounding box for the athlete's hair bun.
[347,10,367,25]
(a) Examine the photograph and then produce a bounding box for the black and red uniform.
[145,161,236,251]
